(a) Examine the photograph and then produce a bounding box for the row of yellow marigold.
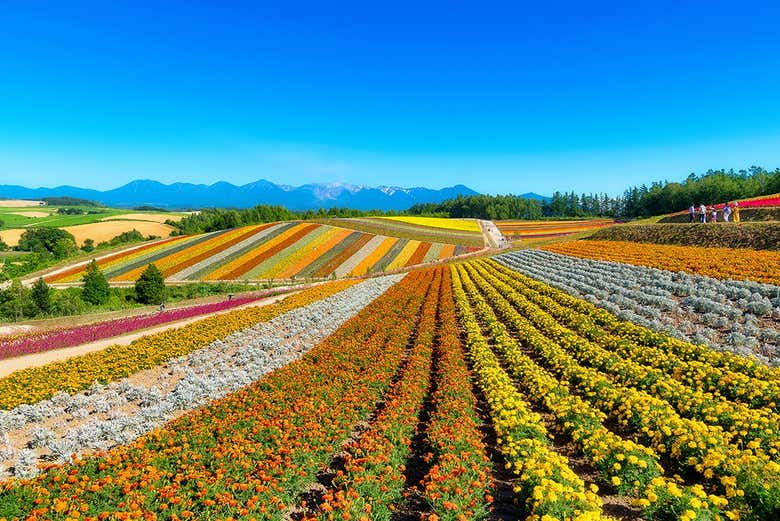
[455,263,735,521]
[459,259,779,519]
[475,260,780,456]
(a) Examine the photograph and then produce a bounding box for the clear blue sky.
[2,1,779,195]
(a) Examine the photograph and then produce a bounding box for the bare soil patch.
[7,211,51,218]
[0,200,45,207]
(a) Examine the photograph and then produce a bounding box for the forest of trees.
[411,167,780,220]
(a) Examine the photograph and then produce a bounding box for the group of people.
[688,202,740,223]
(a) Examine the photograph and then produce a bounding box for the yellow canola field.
[375,216,481,232]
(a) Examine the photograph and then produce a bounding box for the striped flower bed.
[0,286,300,362]
[46,222,482,283]
[497,219,616,240]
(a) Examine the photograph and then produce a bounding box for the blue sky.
[1,1,779,195]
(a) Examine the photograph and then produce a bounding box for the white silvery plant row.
[495,250,780,365]
[0,274,404,479]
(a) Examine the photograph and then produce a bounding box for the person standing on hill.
[710,206,718,223]
[699,203,707,223]
[688,204,696,223]
[733,202,740,223]
[722,203,732,222]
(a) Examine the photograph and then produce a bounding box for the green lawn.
[0,206,182,230]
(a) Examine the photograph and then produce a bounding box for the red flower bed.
[0,288,297,361]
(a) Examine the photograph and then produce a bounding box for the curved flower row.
[0,276,402,480]
[418,267,492,521]
[474,261,780,456]
[461,261,780,518]
[45,235,194,283]
[543,240,780,286]
[0,270,429,520]
[451,268,606,520]
[312,268,442,520]
[0,286,309,362]
[460,267,734,520]
[0,280,358,410]
[496,249,780,365]
[455,263,734,520]
[492,254,780,401]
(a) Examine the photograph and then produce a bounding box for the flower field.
[372,216,482,232]
[44,222,480,284]
[496,219,615,240]
[544,239,780,286]
[0,276,401,481]
[497,250,780,364]
[314,217,486,247]
[0,285,326,362]
[2,254,780,520]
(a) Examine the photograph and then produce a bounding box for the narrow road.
[477,219,508,249]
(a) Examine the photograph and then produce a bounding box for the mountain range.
[0,179,550,211]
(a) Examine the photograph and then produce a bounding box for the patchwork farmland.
[44,222,483,284]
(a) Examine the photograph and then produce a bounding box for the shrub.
[81,260,110,305]
[135,263,166,304]
[17,228,77,255]
[30,278,51,313]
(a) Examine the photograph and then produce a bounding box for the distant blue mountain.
[518,192,552,202]
[0,179,482,211]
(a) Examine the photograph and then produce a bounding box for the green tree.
[82,259,110,305]
[135,263,166,305]
[82,238,95,252]
[31,277,51,313]
[0,279,34,320]
[17,228,77,255]
[52,237,78,259]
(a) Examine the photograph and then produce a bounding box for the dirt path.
[0,292,295,378]
[477,219,507,249]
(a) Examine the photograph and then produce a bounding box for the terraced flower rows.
[544,239,780,286]
[496,219,615,241]
[497,249,780,364]
[3,258,778,520]
[0,286,316,362]
[0,268,495,521]
[45,222,480,284]
[0,275,402,480]
[316,217,486,248]
[454,259,779,520]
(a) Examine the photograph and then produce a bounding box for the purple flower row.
[0,288,294,361]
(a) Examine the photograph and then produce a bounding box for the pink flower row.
[0,289,291,361]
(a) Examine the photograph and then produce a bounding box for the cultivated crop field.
[545,239,780,286]
[0,206,184,247]
[372,216,482,232]
[317,217,486,248]
[2,247,780,520]
[45,222,480,284]
[496,219,615,242]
